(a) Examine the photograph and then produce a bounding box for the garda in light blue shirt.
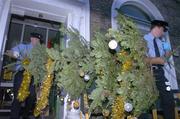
[144,33,171,58]
[11,43,33,71]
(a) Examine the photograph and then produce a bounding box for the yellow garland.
[84,93,89,119]
[112,96,125,119]
[17,58,31,102]
[17,70,31,102]
[122,59,133,72]
[33,58,54,117]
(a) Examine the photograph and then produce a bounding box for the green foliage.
[89,14,158,116]
[48,27,95,99]
[26,44,48,85]
[21,14,158,117]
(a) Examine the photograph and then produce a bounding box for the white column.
[0,0,11,75]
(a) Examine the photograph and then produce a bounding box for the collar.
[148,33,155,40]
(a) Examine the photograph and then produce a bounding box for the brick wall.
[90,0,113,38]
[90,0,180,86]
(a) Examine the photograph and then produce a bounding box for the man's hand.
[4,50,18,59]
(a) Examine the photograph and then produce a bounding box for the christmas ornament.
[102,109,110,117]
[67,98,71,103]
[59,96,64,104]
[84,74,90,81]
[60,97,64,101]
[73,100,80,109]
[79,70,85,77]
[108,40,120,52]
[124,103,133,112]
[166,86,171,91]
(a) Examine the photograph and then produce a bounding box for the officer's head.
[30,33,43,46]
[150,20,168,38]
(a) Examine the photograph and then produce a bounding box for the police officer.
[144,20,175,119]
[5,33,43,119]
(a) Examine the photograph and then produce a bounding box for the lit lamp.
[108,40,120,53]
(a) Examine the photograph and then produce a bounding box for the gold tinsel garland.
[17,70,31,102]
[84,93,89,119]
[33,58,54,117]
[17,58,31,102]
[112,96,125,119]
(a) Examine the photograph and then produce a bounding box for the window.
[6,23,23,50]
[117,5,153,35]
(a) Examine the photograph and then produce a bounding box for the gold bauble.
[79,70,85,77]
[102,109,110,117]
[73,100,80,109]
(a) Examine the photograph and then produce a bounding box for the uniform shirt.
[144,32,179,90]
[144,32,166,58]
[11,43,33,71]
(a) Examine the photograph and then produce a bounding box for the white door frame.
[0,0,11,76]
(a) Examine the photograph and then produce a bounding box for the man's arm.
[4,44,23,59]
[4,50,18,59]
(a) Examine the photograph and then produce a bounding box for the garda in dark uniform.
[10,33,43,119]
[144,20,175,119]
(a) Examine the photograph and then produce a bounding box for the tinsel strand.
[17,70,31,102]
[33,58,54,117]
[112,96,125,119]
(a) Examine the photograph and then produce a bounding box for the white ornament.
[124,103,133,112]
[108,40,118,50]
[84,75,90,81]
[166,86,171,91]
[13,51,20,58]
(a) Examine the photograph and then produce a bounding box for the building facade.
[90,0,180,89]
[0,0,180,117]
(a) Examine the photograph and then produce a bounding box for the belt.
[151,64,164,70]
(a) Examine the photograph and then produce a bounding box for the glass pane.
[118,5,152,35]
[48,29,58,43]
[48,30,65,49]
[5,23,23,50]
[120,5,152,23]
[23,25,47,44]
[48,30,58,39]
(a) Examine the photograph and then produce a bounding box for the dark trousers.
[153,67,175,119]
[10,71,36,119]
